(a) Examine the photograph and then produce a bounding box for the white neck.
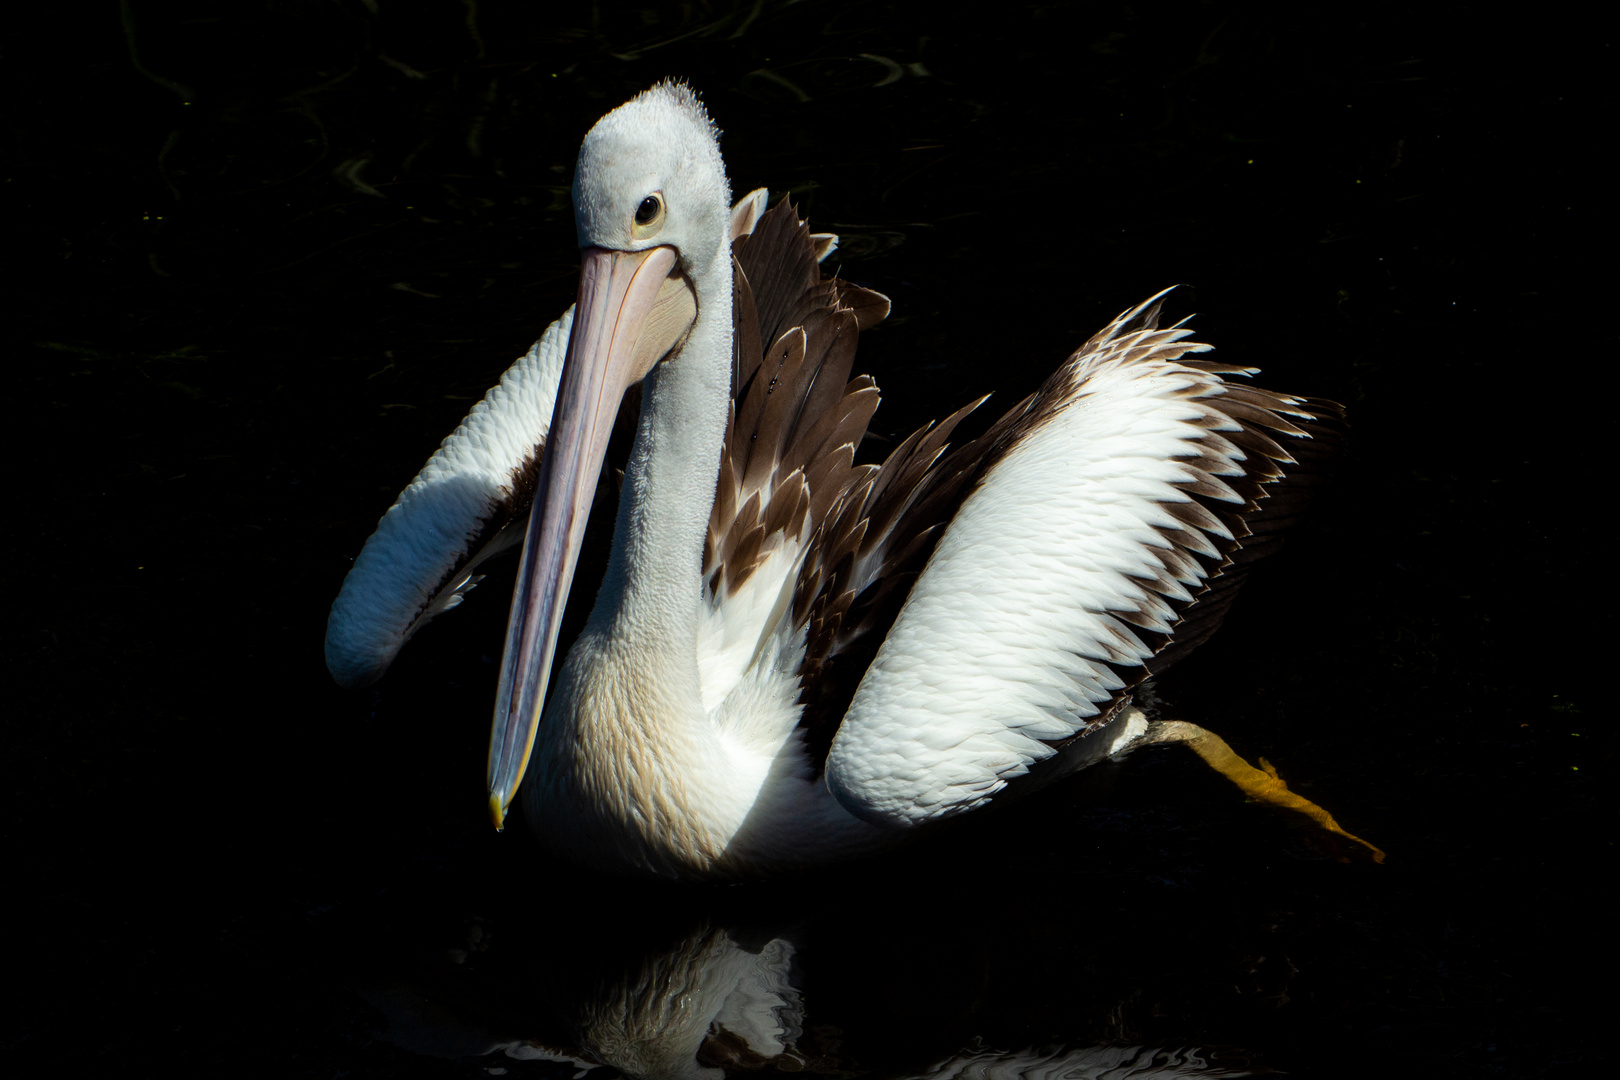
[528,245,742,878]
[588,247,732,670]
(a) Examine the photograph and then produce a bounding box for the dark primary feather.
[704,199,888,599]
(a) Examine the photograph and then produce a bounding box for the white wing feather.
[324,308,573,687]
[825,337,1248,827]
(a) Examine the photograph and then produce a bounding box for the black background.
[6,1,1606,1076]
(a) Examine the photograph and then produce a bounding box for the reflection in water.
[357,905,1265,1079]
[577,927,803,1078]
[915,1047,1251,1080]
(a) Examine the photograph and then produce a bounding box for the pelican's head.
[485,83,732,828]
[572,81,732,275]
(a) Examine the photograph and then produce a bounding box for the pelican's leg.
[1138,720,1386,863]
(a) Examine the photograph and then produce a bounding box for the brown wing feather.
[704,199,887,600]
[712,202,1342,772]
[1140,394,1345,675]
[791,293,1345,766]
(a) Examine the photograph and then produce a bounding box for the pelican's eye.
[632,193,665,236]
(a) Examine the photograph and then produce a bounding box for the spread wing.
[689,206,1338,827]
[821,293,1344,828]
[324,312,573,688]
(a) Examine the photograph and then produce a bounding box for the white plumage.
[325,309,572,688]
[326,81,1367,879]
[829,311,1263,828]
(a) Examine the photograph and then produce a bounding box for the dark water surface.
[9,2,1604,1076]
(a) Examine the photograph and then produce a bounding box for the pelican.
[326,82,1377,879]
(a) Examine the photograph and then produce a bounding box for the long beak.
[487,244,697,829]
